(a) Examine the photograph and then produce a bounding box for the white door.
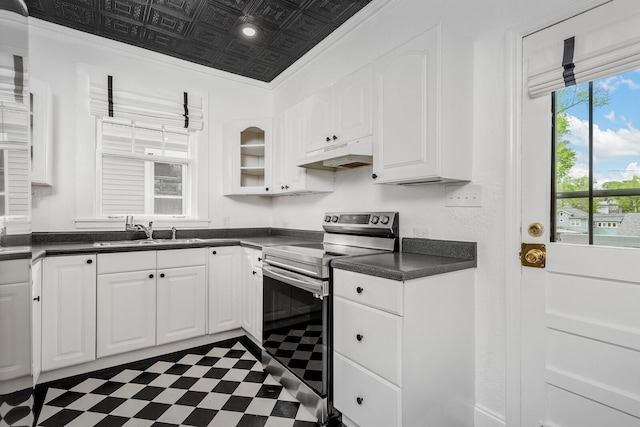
[156,265,206,345]
[97,270,156,357]
[521,2,640,425]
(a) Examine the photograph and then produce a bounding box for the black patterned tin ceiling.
[25,0,372,82]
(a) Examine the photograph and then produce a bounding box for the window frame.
[95,117,196,220]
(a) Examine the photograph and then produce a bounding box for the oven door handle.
[263,265,328,297]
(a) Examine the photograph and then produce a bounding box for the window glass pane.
[154,198,182,215]
[553,69,640,247]
[102,121,133,152]
[135,126,162,155]
[154,162,182,197]
[102,155,145,214]
[164,131,189,158]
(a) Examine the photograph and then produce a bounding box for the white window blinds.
[526,2,640,98]
[89,77,204,131]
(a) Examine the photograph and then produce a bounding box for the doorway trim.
[503,2,612,426]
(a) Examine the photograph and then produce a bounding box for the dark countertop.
[0,246,32,261]
[331,238,477,281]
[29,236,321,261]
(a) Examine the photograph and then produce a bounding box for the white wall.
[271,0,606,423]
[28,19,274,232]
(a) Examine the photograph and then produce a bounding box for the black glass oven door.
[262,271,327,397]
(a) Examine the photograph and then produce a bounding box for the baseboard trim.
[475,404,506,427]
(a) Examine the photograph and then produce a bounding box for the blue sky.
[562,70,640,188]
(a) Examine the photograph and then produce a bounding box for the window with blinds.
[0,102,30,220]
[98,119,192,217]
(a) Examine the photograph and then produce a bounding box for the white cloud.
[598,75,640,92]
[565,115,640,161]
[568,163,589,179]
[605,110,615,121]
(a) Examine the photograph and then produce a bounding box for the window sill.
[75,217,210,230]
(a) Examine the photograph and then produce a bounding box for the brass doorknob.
[525,248,544,264]
[520,243,546,268]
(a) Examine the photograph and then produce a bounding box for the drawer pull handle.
[33,296,40,302]
[149,274,154,279]
[212,250,217,255]
[356,334,363,342]
[160,273,165,278]
[356,396,364,405]
[86,259,93,264]
[356,286,364,294]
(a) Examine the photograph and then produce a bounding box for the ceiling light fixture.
[241,24,258,38]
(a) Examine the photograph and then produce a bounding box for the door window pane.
[553,70,640,247]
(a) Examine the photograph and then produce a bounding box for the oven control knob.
[324,215,332,222]
[331,215,339,223]
[380,215,390,225]
[370,216,379,224]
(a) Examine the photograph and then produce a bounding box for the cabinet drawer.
[157,248,206,269]
[334,297,402,386]
[242,247,263,268]
[333,269,403,315]
[0,259,29,284]
[333,352,401,427]
[98,251,156,274]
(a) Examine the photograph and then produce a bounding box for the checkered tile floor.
[35,341,320,426]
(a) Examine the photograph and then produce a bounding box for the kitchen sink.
[93,238,208,247]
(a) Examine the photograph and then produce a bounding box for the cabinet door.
[97,270,156,357]
[0,281,30,381]
[302,87,334,153]
[223,119,272,196]
[157,265,206,345]
[31,260,42,385]
[241,249,256,336]
[334,65,373,144]
[42,255,96,371]
[372,27,439,184]
[254,267,263,343]
[208,246,242,334]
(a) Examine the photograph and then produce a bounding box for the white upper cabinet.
[372,24,473,184]
[223,119,272,196]
[271,109,334,195]
[333,65,373,146]
[302,65,373,156]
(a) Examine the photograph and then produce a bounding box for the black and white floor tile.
[0,388,34,426]
[35,340,322,427]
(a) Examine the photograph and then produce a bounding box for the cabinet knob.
[33,296,40,302]
[253,271,257,275]
[160,273,165,278]
[284,185,289,190]
[87,259,93,264]
[149,274,154,279]
[371,173,377,179]
[356,396,364,405]
[356,334,363,342]
[281,186,285,190]
[265,187,269,191]
[326,137,331,142]
[212,250,217,255]
[332,135,337,140]
[258,257,262,262]
[356,286,364,294]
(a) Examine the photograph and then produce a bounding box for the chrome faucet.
[125,216,154,240]
[171,226,177,240]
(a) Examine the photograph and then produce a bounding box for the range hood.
[296,138,373,171]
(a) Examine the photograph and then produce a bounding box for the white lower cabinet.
[97,270,156,358]
[333,268,474,427]
[0,259,31,381]
[208,246,242,334]
[42,255,97,372]
[157,265,206,345]
[241,247,262,343]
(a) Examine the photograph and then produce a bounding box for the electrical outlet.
[413,227,429,238]
[446,184,483,207]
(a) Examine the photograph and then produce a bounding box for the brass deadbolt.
[521,243,546,268]
[528,222,544,237]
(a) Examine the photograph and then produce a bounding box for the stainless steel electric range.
[261,212,399,425]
